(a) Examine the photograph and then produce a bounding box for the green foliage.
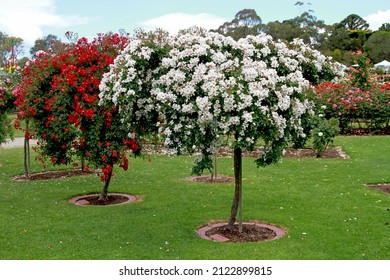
[311,116,340,157]
[0,70,20,143]
[212,9,262,40]
[14,33,133,185]
[0,113,13,144]
[312,63,390,134]
[363,31,390,63]
[0,32,24,67]
[191,153,213,176]
[379,23,390,32]
[349,51,372,90]
[338,14,369,30]
[30,34,64,59]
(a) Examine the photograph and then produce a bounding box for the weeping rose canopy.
[99,29,344,167]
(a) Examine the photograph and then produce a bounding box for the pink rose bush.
[313,51,390,133]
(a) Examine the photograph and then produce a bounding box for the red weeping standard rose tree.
[14,33,140,200]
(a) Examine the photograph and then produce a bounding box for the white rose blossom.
[99,30,344,166]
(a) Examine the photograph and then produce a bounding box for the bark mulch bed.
[68,193,141,206]
[197,221,287,243]
[186,175,234,183]
[219,146,349,159]
[12,169,94,181]
[365,184,390,195]
[283,146,349,159]
[187,146,348,184]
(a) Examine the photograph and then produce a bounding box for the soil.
[283,146,349,159]
[206,224,276,243]
[187,175,234,183]
[218,146,349,159]
[12,169,94,181]
[366,184,390,195]
[344,127,390,136]
[68,193,140,206]
[197,221,287,243]
[81,194,130,205]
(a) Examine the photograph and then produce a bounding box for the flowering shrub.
[100,29,344,228]
[14,33,136,198]
[349,50,373,90]
[99,30,171,142]
[153,34,344,167]
[309,104,340,157]
[0,69,21,144]
[0,74,18,112]
[313,53,390,133]
[0,108,13,144]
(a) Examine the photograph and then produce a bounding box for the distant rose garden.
[0,28,389,257]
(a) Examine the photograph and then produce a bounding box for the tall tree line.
[212,7,390,65]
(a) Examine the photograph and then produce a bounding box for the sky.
[1,0,390,56]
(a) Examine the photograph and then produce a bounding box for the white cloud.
[141,13,226,34]
[0,0,91,45]
[364,9,390,30]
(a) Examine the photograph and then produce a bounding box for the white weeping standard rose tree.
[99,29,344,233]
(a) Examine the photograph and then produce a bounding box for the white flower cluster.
[99,38,163,131]
[99,30,343,164]
[290,38,346,81]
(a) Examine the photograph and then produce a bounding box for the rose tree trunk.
[99,166,113,201]
[228,147,243,233]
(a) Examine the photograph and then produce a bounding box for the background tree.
[364,31,390,63]
[338,14,369,30]
[213,9,262,40]
[0,83,14,144]
[0,56,21,145]
[324,14,372,65]
[30,34,63,59]
[262,20,301,42]
[263,12,326,46]
[378,23,390,32]
[0,32,24,71]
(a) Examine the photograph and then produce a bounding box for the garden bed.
[68,193,141,206]
[197,221,287,243]
[12,169,94,181]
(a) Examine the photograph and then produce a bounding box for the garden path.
[0,137,37,149]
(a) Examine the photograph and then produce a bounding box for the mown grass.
[5,114,24,138]
[0,136,389,260]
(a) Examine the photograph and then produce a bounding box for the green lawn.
[4,114,25,138]
[0,136,389,260]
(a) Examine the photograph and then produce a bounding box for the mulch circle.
[68,193,141,206]
[196,221,287,243]
[283,146,350,159]
[217,146,349,159]
[12,169,94,181]
[186,175,234,183]
[366,184,390,194]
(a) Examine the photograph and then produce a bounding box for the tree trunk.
[24,120,30,179]
[98,166,113,201]
[228,147,243,233]
[212,152,218,180]
[81,157,86,172]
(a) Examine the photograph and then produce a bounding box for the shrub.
[14,33,136,199]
